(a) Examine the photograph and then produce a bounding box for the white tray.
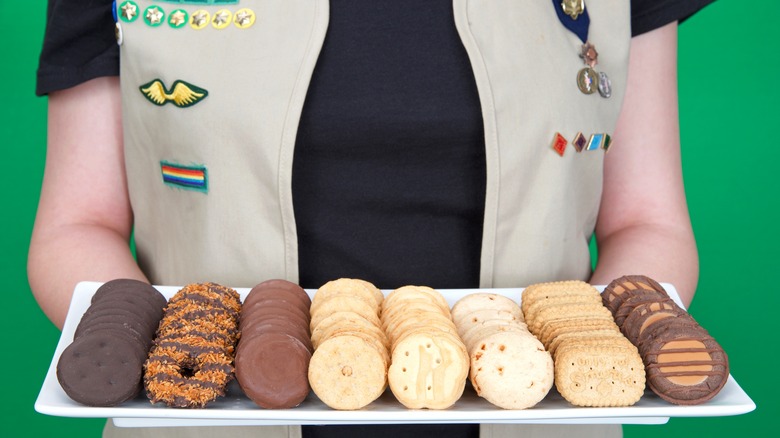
[35,282,755,427]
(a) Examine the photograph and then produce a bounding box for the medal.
[551,0,610,98]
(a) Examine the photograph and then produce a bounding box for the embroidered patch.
[139,79,208,108]
[161,162,208,193]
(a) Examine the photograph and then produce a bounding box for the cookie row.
[143,282,241,408]
[521,281,646,407]
[451,293,554,409]
[308,278,389,410]
[57,279,166,406]
[235,279,313,409]
[382,285,469,410]
[602,275,729,405]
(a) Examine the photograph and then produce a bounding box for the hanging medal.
[552,0,611,98]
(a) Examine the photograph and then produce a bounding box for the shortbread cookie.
[469,331,553,410]
[309,334,388,410]
[554,344,645,407]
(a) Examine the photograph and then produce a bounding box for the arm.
[590,22,699,307]
[28,77,148,329]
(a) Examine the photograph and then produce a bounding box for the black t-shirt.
[36,2,713,437]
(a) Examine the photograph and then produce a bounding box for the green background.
[1,1,775,436]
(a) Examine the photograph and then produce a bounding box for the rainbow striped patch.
[161,161,208,193]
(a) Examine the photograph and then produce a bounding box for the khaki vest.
[120,0,630,290]
[117,1,628,434]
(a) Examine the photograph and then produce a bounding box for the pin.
[561,0,585,20]
[579,42,598,68]
[572,132,587,152]
[597,72,612,98]
[191,10,210,30]
[602,134,613,152]
[551,133,568,156]
[586,133,604,151]
[118,1,139,22]
[212,9,232,29]
[234,8,256,28]
[168,9,188,29]
[144,6,164,27]
[577,67,597,95]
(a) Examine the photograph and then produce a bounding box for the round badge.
[576,67,597,95]
[118,1,139,23]
[143,6,165,27]
[190,10,210,30]
[168,9,188,29]
[212,9,232,30]
[234,8,256,29]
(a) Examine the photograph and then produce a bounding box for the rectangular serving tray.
[35,282,755,427]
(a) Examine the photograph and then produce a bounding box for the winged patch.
[139,79,208,108]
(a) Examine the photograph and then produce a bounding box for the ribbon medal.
[552,0,611,98]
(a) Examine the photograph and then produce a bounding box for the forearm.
[590,223,698,307]
[28,77,142,330]
[28,224,147,329]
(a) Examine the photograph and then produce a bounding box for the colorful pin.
[168,9,188,29]
[118,1,139,22]
[191,10,210,30]
[212,9,232,29]
[572,132,587,152]
[552,133,568,157]
[234,8,256,28]
[144,6,165,27]
[586,133,604,151]
[577,68,598,95]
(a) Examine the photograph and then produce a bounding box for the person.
[29,0,713,437]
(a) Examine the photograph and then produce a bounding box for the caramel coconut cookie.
[143,282,241,408]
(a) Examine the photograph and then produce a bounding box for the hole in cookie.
[426,343,431,348]
[427,385,432,391]
[497,367,504,376]
[435,358,441,364]
[499,345,505,351]
[405,351,410,356]
[402,367,407,372]
[403,386,408,391]
[341,366,353,377]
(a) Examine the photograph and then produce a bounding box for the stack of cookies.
[57,279,166,406]
[382,286,469,409]
[522,281,646,407]
[144,282,242,408]
[602,275,729,405]
[452,293,553,409]
[235,280,313,409]
[307,278,389,410]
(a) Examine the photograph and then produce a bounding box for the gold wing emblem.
[139,79,208,108]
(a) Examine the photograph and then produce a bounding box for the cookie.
[308,334,388,410]
[469,331,553,410]
[554,344,645,407]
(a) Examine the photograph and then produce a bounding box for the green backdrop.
[2,1,775,436]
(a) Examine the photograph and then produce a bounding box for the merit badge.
[552,132,568,157]
[139,79,208,108]
[118,1,139,22]
[212,9,232,29]
[168,9,188,29]
[551,0,611,98]
[144,5,165,27]
[161,162,208,193]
